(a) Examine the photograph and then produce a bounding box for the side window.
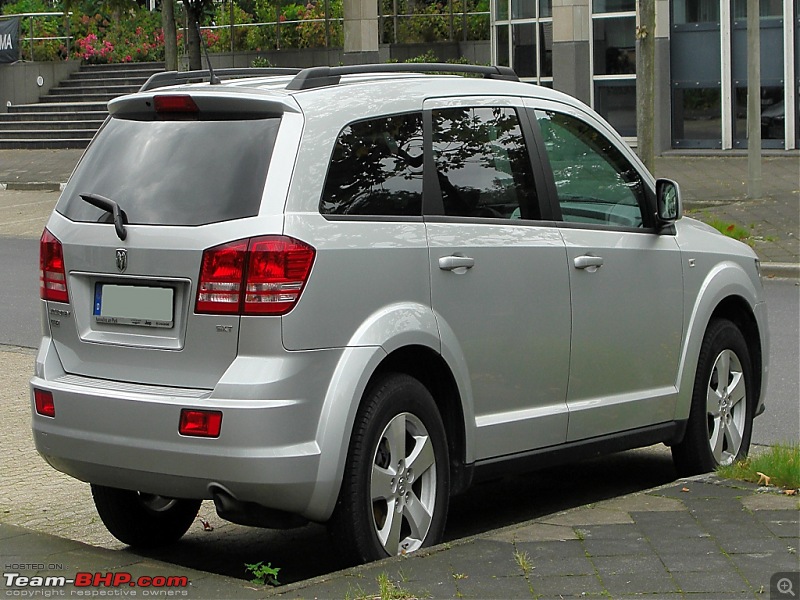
[320,113,423,216]
[535,110,646,228]
[432,107,539,220]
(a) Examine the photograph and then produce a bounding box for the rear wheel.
[330,373,450,564]
[672,318,753,475]
[91,484,201,548]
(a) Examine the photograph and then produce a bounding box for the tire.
[329,373,450,564]
[672,318,754,476]
[91,484,201,548]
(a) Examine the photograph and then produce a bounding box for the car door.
[424,97,571,461]
[528,101,684,442]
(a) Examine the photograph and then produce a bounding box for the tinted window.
[320,113,423,216]
[535,110,645,228]
[433,107,538,219]
[57,117,279,226]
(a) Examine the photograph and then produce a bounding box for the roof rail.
[140,68,303,92]
[285,63,519,91]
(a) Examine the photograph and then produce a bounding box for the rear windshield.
[57,116,280,226]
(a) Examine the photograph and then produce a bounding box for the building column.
[552,0,591,105]
[343,0,380,64]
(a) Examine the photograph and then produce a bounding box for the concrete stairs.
[0,62,164,149]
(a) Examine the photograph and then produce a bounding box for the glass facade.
[671,0,798,149]
[490,0,798,149]
[592,4,637,137]
[493,0,553,85]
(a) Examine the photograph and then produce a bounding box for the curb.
[762,262,800,280]
[260,474,756,598]
[0,182,65,192]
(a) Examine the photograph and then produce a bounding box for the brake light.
[196,236,315,316]
[179,409,222,438]
[34,389,55,418]
[40,229,69,303]
[154,94,199,114]
[196,240,247,314]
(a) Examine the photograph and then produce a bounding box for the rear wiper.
[80,193,128,241]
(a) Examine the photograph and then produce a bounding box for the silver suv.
[31,64,768,564]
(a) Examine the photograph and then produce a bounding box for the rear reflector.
[40,229,69,303]
[34,389,55,418]
[179,409,222,438]
[154,94,200,114]
[196,236,315,316]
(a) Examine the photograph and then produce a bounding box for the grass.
[707,218,753,243]
[717,443,800,490]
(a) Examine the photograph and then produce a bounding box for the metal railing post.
[29,14,34,61]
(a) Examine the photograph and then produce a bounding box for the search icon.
[778,577,796,597]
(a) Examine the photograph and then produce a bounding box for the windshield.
[57,116,280,226]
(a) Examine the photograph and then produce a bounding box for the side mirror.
[655,178,682,226]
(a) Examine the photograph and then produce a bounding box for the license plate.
[93,284,174,328]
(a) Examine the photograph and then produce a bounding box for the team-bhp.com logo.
[4,571,189,596]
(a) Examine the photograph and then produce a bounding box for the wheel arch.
[674,262,766,425]
[371,346,472,496]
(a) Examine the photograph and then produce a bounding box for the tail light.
[40,229,69,303]
[196,236,315,316]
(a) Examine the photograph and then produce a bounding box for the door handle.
[438,255,475,271]
[573,255,604,270]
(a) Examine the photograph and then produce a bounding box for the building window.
[493,0,553,85]
[591,5,637,137]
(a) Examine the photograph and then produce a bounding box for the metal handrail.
[0,11,73,61]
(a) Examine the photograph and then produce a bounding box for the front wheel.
[672,318,754,475]
[329,373,450,564]
[91,484,201,548]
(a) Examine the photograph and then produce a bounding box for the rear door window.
[432,107,539,220]
[57,116,280,226]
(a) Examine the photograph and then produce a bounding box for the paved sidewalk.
[1,149,797,270]
[2,475,798,599]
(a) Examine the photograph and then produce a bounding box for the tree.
[161,0,178,71]
[183,0,213,70]
[635,0,655,172]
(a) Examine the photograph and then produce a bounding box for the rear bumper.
[30,338,345,521]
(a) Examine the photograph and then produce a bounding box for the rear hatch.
[43,88,299,389]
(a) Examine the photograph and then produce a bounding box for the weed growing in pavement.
[717,442,800,490]
[243,561,280,586]
[513,549,532,575]
[373,572,420,599]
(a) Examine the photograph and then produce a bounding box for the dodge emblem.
[115,248,127,273]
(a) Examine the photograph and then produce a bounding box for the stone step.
[77,62,164,74]
[0,129,96,140]
[46,84,141,96]
[8,102,109,113]
[39,92,118,103]
[0,111,107,121]
[0,120,105,130]
[0,138,90,149]
[58,76,151,88]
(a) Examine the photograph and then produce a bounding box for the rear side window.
[320,113,423,216]
[432,107,539,220]
[57,117,280,226]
